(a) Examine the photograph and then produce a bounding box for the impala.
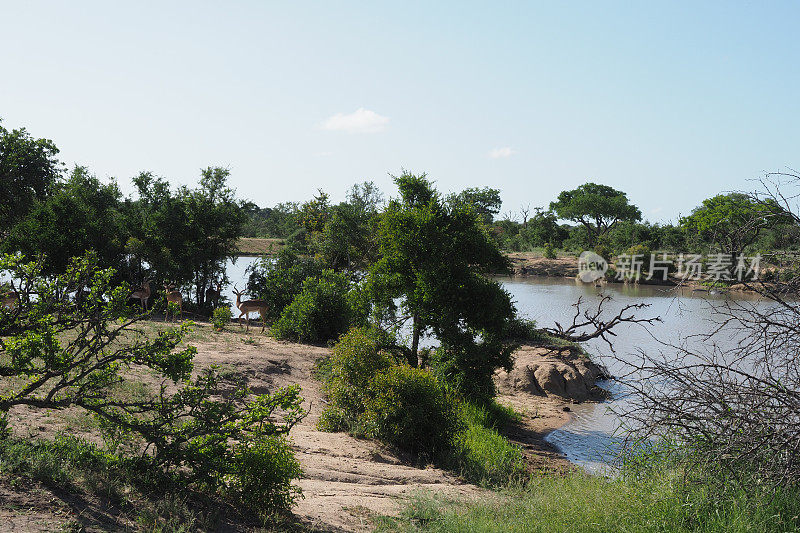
[163,283,183,322]
[1,290,18,310]
[130,280,151,310]
[232,286,269,333]
[205,280,222,309]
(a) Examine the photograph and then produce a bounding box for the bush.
[365,365,463,455]
[319,326,395,426]
[0,254,306,520]
[272,269,367,343]
[542,242,557,259]
[211,306,232,331]
[594,244,613,262]
[318,327,461,455]
[318,327,526,484]
[225,436,303,520]
[246,249,324,322]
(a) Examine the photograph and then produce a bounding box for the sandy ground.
[1,322,582,532]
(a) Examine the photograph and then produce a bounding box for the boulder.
[495,345,609,402]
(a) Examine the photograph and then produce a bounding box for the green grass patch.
[377,460,800,533]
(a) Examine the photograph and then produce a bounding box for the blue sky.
[2,1,798,222]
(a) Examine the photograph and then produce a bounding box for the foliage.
[272,269,367,343]
[241,201,300,238]
[451,186,502,224]
[368,172,516,399]
[211,306,232,331]
[542,242,557,259]
[314,192,382,271]
[318,327,461,456]
[246,248,325,322]
[550,182,642,245]
[0,254,305,517]
[317,327,396,427]
[124,167,247,308]
[318,327,525,483]
[680,192,782,257]
[0,120,63,231]
[519,208,568,248]
[3,166,126,278]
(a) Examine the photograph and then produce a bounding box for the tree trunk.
[410,315,420,367]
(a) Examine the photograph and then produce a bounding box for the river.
[224,257,771,473]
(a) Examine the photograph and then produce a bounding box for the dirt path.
[2,324,587,532]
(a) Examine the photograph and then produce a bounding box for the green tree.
[368,172,515,399]
[550,183,642,245]
[125,167,247,308]
[680,193,781,257]
[452,187,502,224]
[3,166,126,277]
[0,121,63,232]
[0,253,305,517]
[519,208,567,248]
[314,182,384,271]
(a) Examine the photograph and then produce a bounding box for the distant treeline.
[243,181,800,261]
[4,118,799,311]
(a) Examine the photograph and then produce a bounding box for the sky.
[2,1,799,223]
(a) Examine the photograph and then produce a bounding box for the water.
[221,257,773,473]
[501,276,771,473]
[224,256,263,320]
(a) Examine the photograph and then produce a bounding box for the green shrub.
[225,436,303,520]
[365,365,463,455]
[320,326,394,423]
[211,306,232,331]
[245,249,324,322]
[272,269,367,343]
[594,243,613,262]
[624,244,652,278]
[543,242,557,259]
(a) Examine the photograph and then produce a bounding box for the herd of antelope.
[2,277,269,332]
[127,279,269,332]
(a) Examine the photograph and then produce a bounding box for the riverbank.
[0,321,601,531]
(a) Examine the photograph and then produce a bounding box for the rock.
[495,345,609,402]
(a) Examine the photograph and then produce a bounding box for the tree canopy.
[368,172,515,399]
[550,183,642,245]
[680,192,783,257]
[0,121,63,231]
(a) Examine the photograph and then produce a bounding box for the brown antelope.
[1,290,18,310]
[163,283,183,322]
[205,280,222,308]
[232,286,269,333]
[130,280,151,310]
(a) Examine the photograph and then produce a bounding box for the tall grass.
[378,452,800,533]
[442,401,526,486]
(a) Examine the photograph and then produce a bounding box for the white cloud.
[488,147,515,159]
[320,108,389,134]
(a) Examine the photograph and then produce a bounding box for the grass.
[377,467,800,533]
[236,237,285,256]
[446,400,526,486]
